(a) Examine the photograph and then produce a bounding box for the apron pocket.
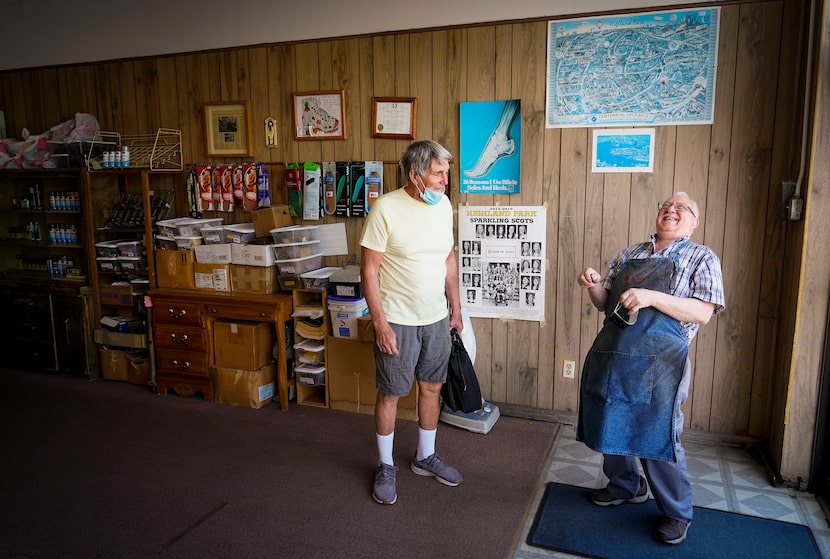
[583,350,657,404]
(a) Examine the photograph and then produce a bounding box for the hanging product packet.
[302,161,322,220]
[285,163,302,217]
[364,160,383,214]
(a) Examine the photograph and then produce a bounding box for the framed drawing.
[203,101,252,156]
[372,97,416,139]
[293,90,347,140]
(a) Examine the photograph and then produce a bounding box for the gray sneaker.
[372,463,398,505]
[411,452,463,486]
[591,475,648,506]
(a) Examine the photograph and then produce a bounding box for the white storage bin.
[176,217,224,237]
[200,225,226,244]
[118,256,147,271]
[295,363,326,386]
[225,223,256,244]
[274,252,323,275]
[155,235,178,250]
[157,217,199,238]
[117,240,143,257]
[95,240,130,258]
[174,235,203,250]
[270,225,319,244]
[272,240,320,260]
[97,257,121,272]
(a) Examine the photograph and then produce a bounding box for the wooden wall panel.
[0,1,815,454]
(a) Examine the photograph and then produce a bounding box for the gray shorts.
[374,316,451,397]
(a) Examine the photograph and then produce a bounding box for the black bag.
[442,328,483,413]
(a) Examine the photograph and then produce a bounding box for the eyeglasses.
[610,301,639,327]
[657,201,697,218]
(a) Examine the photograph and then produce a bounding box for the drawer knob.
[170,333,189,344]
[172,359,191,370]
[168,308,187,319]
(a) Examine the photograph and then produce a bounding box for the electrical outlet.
[563,360,575,379]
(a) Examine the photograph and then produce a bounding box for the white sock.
[417,428,436,461]
[377,432,394,466]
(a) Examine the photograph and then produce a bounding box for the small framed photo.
[372,97,416,139]
[203,101,252,157]
[293,90,347,140]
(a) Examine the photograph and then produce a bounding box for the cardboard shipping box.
[195,243,232,264]
[231,264,278,294]
[156,250,196,289]
[100,348,149,384]
[214,319,275,370]
[251,205,293,238]
[326,336,417,420]
[213,363,276,409]
[193,262,231,292]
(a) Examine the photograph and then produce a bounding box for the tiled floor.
[512,424,830,558]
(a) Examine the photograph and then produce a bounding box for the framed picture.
[372,97,416,139]
[203,101,252,156]
[293,90,347,140]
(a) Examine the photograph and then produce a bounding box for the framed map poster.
[546,8,720,128]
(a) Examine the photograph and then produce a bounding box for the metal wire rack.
[87,128,183,172]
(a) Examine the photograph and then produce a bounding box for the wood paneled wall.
[0,1,813,450]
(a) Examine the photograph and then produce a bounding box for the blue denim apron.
[576,257,688,462]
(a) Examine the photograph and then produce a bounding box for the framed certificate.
[372,97,416,139]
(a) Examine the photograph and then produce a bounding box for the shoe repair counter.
[148,288,293,409]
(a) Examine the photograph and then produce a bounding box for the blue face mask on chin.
[416,177,444,206]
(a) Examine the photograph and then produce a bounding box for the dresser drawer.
[153,324,207,352]
[155,348,209,378]
[154,300,203,326]
[205,302,277,322]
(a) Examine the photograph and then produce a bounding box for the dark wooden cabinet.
[0,170,95,376]
[149,289,294,408]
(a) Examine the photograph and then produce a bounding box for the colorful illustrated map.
[547,8,720,128]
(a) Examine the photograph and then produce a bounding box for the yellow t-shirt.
[360,188,454,326]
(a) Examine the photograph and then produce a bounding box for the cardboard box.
[326,336,417,420]
[156,250,196,289]
[231,242,276,267]
[357,314,375,343]
[100,347,133,381]
[195,243,232,264]
[128,354,150,385]
[214,319,275,370]
[193,262,231,292]
[213,363,276,409]
[94,328,148,349]
[99,283,133,307]
[251,205,293,238]
[231,264,278,294]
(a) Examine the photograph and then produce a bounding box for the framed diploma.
[203,101,252,156]
[372,97,417,139]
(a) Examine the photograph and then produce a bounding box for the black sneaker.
[372,463,398,505]
[591,475,648,506]
[653,517,690,545]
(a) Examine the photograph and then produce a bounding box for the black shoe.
[591,475,648,506]
[653,517,690,545]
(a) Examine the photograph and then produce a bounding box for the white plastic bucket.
[328,296,369,338]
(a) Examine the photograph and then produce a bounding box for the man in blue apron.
[577,192,725,545]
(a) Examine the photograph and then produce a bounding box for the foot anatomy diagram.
[464,100,519,178]
[301,97,341,136]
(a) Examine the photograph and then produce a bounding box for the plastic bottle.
[113,149,122,168]
[122,145,130,167]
